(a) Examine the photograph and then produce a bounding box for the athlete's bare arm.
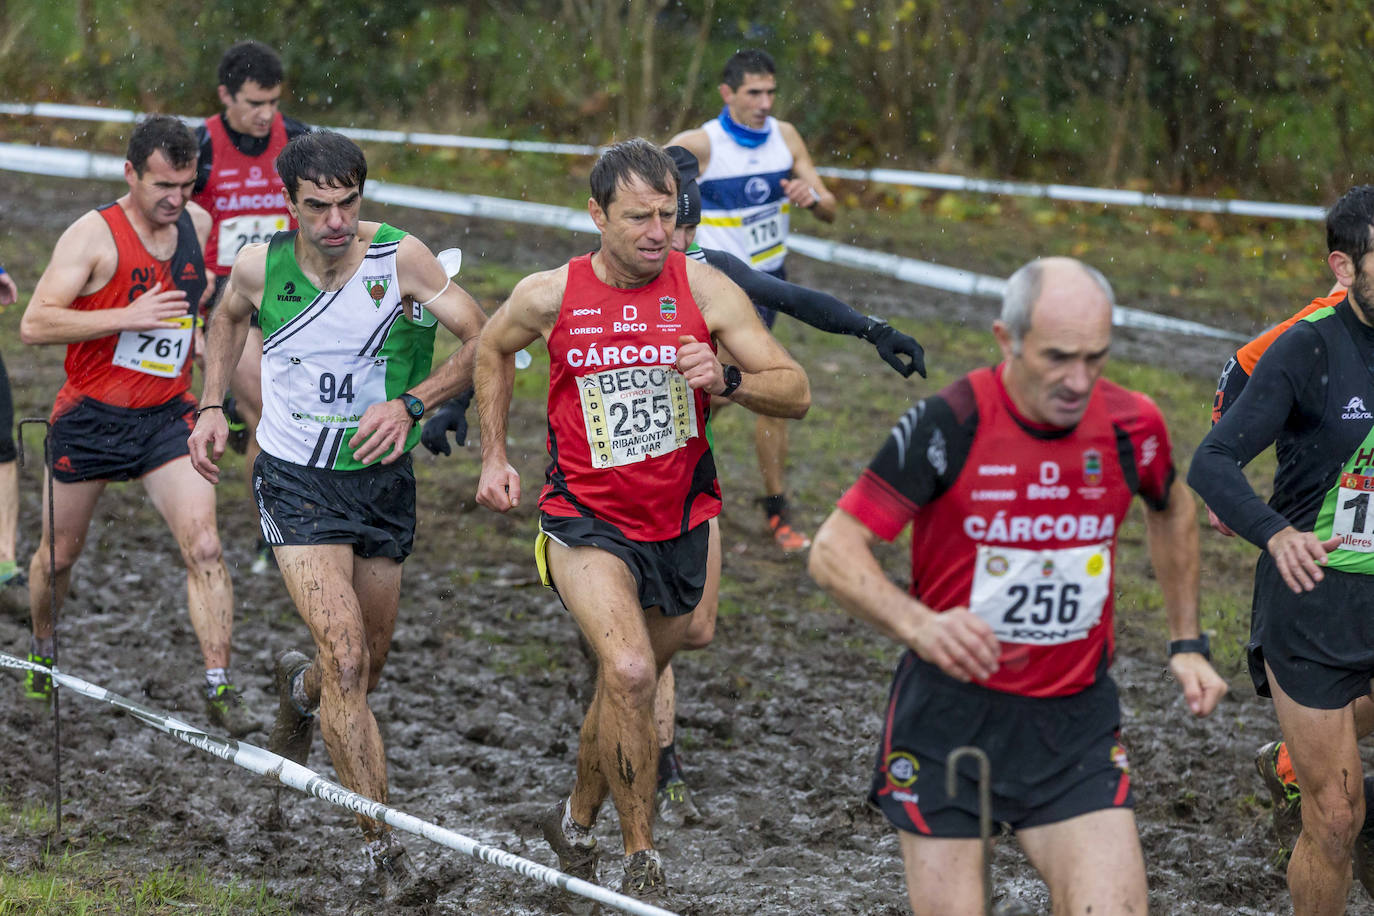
[349,235,488,467]
[810,508,1001,683]
[473,266,565,513]
[1142,476,1228,717]
[681,257,809,418]
[19,210,189,345]
[664,128,712,175]
[777,122,836,222]
[187,243,266,483]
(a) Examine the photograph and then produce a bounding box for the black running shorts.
[49,394,195,483]
[253,450,415,560]
[1247,552,1374,710]
[0,352,15,464]
[870,654,1133,838]
[537,512,709,617]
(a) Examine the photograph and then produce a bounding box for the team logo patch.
[745,176,771,205]
[277,280,303,303]
[1111,742,1130,774]
[985,554,1009,576]
[362,276,391,305]
[1343,396,1374,420]
[885,751,920,788]
[1083,449,1103,486]
[1041,558,1055,577]
[659,296,677,321]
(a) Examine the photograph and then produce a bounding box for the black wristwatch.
[399,392,425,425]
[1168,634,1211,661]
[720,364,742,398]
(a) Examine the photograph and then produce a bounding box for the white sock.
[563,798,595,845]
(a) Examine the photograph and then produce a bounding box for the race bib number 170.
[578,366,696,468]
[968,542,1111,646]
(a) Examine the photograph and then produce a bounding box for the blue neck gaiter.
[717,107,770,149]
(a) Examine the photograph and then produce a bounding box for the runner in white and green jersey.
[187,131,487,895]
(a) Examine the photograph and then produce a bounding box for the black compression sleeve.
[1188,326,1323,548]
[700,248,869,336]
[194,123,213,195]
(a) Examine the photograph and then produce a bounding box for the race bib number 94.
[578,366,696,468]
[969,542,1111,646]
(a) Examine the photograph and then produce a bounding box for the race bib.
[112,315,197,377]
[217,213,290,268]
[969,542,1111,646]
[283,352,389,427]
[743,205,785,262]
[1332,471,1374,552]
[578,366,696,468]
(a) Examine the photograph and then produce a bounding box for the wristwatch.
[1167,634,1211,661]
[399,392,425,425]
[720,364,743,398]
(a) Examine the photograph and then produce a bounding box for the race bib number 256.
[968,542,1111,646]
[578,366,696,468]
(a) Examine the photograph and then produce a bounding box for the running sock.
[760,494,787,518]
[563,797,595,845]
[658,742,684,788]
[31,634,54,659]
[290,665,317,715]
[205,667,230,698]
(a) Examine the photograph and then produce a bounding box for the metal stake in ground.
[19,416,59,839]
[946,745,992,916]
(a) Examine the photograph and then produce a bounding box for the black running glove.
[420,389,473,456]
[862,318,926,378]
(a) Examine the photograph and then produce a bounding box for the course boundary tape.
[0,652,679,916]
[1,99,1326,221]
[0,141,1244,344]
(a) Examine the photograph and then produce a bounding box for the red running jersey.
[54,203,207,416]
[839,365,1174,697]
[540,252,721,541]
[194,112,293,275]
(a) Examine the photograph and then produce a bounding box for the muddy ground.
[0,173,1362,915]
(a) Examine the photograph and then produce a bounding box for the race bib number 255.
[578,366,696,468]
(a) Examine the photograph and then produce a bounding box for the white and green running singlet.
[256,225,434,470]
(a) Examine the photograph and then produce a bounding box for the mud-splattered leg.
[28,473,105,641]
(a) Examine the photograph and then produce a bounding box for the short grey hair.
[1000,258,1115,352]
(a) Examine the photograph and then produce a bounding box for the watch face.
[404,395,424,418]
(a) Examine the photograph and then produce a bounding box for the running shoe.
[1355,775,1374,899]
[224,395,248,454]
[269,649,315,766]
[1255,739,1302,854]
[540,799,599,882]
[23,652,52,701]
[204,683,260,738]
[766,512,811,553]
[366,833,414,899]
[621,849,668,901]
[656,777,704,828]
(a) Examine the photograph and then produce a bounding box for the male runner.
[17,116,255,736]
[1191,185,1374,916]
[811,257,1226,915]
[652,145,924,825]
[0,266,25,601]
[187,130,486,889]
[193,39,311,575]
[475,138,809,900]
[668,48,837,553]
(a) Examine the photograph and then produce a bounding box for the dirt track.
[0,173,1363,915]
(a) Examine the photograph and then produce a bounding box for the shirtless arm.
[473,267,564,512]
[663,128,712,175]
[187,243,265,483]
[1143,477,1228,717]
[777,122,836,222]
[19,211,190,345]
[349,235,488,466]
[679,258,809,418]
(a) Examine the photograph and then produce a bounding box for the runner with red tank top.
[17,115,256,739]
[810,257,1225,915]
[475,140,809,903]
[193,40,311,574]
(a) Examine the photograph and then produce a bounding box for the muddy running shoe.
[224,395,248,454]
[269,650,315,766]
[621,849,667,901]
[205,683,259,738]
[541,799,599,882]
[250,538,278,576]
[656,778,704,828]
[366,833,415,899]
[23,652,53,701]
[1255,739,1302,854]
[767,512,811,553]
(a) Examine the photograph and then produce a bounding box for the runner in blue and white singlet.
[695,115,795,274]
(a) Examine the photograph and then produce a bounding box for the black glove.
[862,317,926,378]
[420,389,473,456]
